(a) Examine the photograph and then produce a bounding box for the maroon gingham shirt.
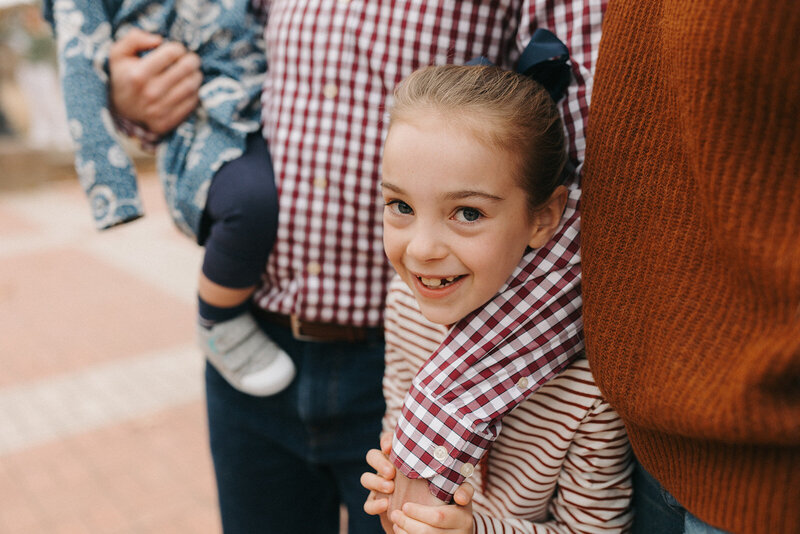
[256,0,603,501]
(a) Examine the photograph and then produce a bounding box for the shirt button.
[313,176,328,190]
[323,83,339,99]
[459,463,475,478]
[516,377,529,390]
[307,261,322,275]
[433,446,448,462]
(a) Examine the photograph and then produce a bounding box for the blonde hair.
[390,64,566,210]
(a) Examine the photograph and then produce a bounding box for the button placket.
[459,463,475,478]
[313,176,328,190]
[307,261,322,276]
[323,83,339,99]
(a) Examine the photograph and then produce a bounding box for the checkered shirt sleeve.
[391,189,585,502]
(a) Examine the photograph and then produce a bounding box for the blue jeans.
[632,460,730,534]
[205,316,386,533]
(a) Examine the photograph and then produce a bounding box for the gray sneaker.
[198,312,295,396]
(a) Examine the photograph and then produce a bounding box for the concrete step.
[0,137,155,191]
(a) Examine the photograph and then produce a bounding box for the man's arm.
[108,28,202,135]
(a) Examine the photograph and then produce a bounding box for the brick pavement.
[0,173,220,533]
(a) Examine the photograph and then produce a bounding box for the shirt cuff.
[112,113,161,152]
[390,387,494,502]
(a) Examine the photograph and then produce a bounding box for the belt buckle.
[290,314,318,342]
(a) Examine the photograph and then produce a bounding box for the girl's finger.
[360,471,395,494]
[391,511,408,534]
[453,482,474,506]
[402,502,465,529]
[391,509,432,534]
[366,449,396,479]
[363,492,390,516]
[380,431,393,454]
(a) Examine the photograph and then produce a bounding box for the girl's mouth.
[418,275,464,289]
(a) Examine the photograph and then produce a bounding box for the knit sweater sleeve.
[582,1,800,531]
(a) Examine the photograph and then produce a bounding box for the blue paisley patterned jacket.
[44,0,266,239]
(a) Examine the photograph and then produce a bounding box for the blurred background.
[0,1,222,531]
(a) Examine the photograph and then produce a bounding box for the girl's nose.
[405,226,447,262]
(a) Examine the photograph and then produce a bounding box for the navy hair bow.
[467,28,571,102]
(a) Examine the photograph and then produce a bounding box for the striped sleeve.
[473,396,633,534]
[551,400,633,531]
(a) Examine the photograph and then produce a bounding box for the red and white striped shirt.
[384,278,633,533]
[250,0,604,500]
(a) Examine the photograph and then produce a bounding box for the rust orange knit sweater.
[582,1,799,533]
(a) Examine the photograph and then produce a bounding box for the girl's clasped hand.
[362,432,476,534]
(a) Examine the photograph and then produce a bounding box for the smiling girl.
[362,65,633,533]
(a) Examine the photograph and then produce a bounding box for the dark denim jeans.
[632,459,730,534]
[205,316,386,533]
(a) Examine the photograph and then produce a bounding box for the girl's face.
[381,112,548,326]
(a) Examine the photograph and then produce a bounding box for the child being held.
[45,0,294,396]
[361,65,633,533]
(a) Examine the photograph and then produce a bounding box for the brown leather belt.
[253,308,382,343]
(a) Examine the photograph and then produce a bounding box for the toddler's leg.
[197,133,295,396]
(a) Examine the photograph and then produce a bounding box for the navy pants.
[632,459,730,534]
[199,133,278,289]
[205,315,386,533]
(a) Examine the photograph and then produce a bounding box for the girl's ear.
[527,185,568,249]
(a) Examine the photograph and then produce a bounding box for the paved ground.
[0,168,220,532]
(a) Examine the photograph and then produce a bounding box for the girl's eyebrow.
[380,181,403,193]
[444,190,503,202]
[381,181,503,201]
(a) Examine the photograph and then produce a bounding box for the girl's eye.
[386,199,414,215]
[454,207,482,222]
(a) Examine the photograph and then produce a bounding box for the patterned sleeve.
[105,0,268,152]
[47,0,144,230]
[472,398,634,533]
[390,0,606,502]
